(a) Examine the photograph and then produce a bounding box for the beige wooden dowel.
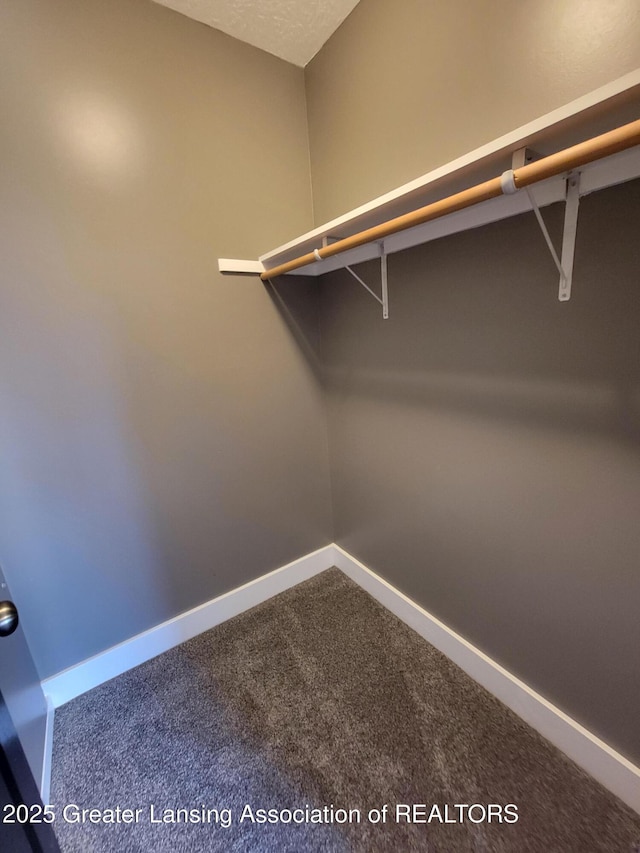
[514,118,640,188]
[261,177,503,279]
[261,118,640,281]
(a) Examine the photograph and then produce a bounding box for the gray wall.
[306,0,640,223]
[0,0,331,679]
[305,0,640,767]
[319,180,640,763]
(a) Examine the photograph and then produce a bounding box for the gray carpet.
[51,568,640,852]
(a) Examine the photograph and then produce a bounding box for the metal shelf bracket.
[345,242,389,319]
[558,174,580,302]
[524,173,581,302]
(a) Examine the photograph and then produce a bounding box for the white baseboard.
[42,544,334,709]
[42,542,640,815]
[40,694,54,805]
[331,544,640,816]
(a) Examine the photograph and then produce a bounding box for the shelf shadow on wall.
[264,275,324,383]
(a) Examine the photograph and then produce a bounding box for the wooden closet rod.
[260,117,640,280]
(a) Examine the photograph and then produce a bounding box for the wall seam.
[302,64,317,228]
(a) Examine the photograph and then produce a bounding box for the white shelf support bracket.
[558,173,581,302]
[524,172,581,302]
[525,186,565,279]
[344,242,389,319]
[380,242,389,320]
[344,264,384,310]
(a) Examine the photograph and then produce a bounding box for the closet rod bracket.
[380,243,389,320]
[524,172,581,302]
[558,173,580,302]
[344,242,389,319]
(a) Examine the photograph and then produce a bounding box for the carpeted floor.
[51,568,640,852]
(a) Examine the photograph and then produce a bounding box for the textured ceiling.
[151,0,361,67]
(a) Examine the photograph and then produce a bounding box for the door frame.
[0,690,60,852]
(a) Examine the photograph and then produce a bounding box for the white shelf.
[280,144,640,279]
[217,259,264,275]
[260,70,640,277]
